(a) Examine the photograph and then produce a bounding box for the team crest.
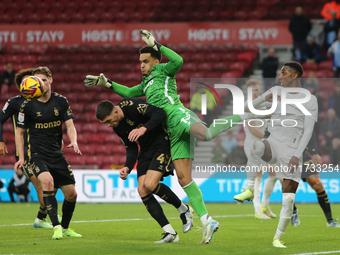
[137,104,148,115]
[37,112,42,117]
[54,107,59,116]
[126,119,134,126]
[18,112,25,123]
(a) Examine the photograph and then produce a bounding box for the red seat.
[229,62,246,73]
[315,70,334,78]
[67,155,86,166]
[2,155,16,165]
[221,71,243,79]
[97,124,113,134]
[237,52,254,64]
[95,145,111,156]
[302,62,317,72]
[318,61,333,71]
[82,123,98,133]
[233,10,248,20]
[104,134,122,144]
[88,134,104,143]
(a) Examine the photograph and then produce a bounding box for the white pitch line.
[0,214,324,228]
[291,251,340,255]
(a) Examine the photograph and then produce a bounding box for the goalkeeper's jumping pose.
[85,30,257,243]
[95,98,194,243]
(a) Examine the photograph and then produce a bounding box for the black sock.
[317,190,333,222]
[61,200,76,229]
[142,194,169,228]
[152,183,181,209]
[293,203,297,214]
[37,206,47,220]
[43,191,59,227]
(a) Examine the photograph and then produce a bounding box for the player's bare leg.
[173,158,219,244]
[138,175,179,243]
[273,179,299,248]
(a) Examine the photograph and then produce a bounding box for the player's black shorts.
[22,159,35,180]
[137,146,174,179]
[26,155,75,188]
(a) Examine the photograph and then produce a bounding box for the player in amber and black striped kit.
[96,97,194,243]
[14,66,82,240]
[0,68,57,228]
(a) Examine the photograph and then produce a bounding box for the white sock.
[35,218,43,222]
[261,177,278,207]
[253,178,262,214]
[177,203,188,214]
[163,224,176,235]
[200,213,212,226]
[274,193,295,239]
[247,178,255,190]
[53,224,61,230]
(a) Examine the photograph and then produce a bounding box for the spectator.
[327,80,340,118]
[293,43,303,62]
[323,11,340,51]
[289,6,312,48]
[301,35,324,64]
[7,172,30,202]
[0,63,16,94]
[211,136,228,164]
[303,71,319,91]
[328,31,340,78]
[222,130,238,154]
[306,81,323,136]
[228,145,247,166]
[190,88,215,124]
[320,108,340,164]
[261,48,279,91]
[321,0,340,20]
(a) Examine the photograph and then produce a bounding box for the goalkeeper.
[85,30,252,244]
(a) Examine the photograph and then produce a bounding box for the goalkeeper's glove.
[139,29,162,51]
[84,73,112,89]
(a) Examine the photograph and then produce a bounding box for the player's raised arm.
[84,73,144,98]
[139,29,183,76]
[65,119,81,155]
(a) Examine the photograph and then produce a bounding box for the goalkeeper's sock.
[183,180,208,218]
[43,191,59,227]
[206,115,242,141]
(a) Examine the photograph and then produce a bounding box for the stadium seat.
[221,71,243,79]
[82,123,98,133]
[95,145,112,156]
[104,134,122,144]
[2,155,16,165]
[315,69,334,78]
[302,62,317,72]
[318,60,333,71]
[67,155,86,166]
[88,134,104,143]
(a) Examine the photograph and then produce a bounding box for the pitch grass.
[0,203,339,255]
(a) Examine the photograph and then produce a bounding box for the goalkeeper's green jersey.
[110,46,183,109]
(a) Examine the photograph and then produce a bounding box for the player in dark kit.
[291,131,340,228]
[0,68,56,228]
[95,98,194,243]
[14,66,82,240]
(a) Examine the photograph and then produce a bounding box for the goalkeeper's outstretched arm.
[84,73,144,98]
[161,46,183,76]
